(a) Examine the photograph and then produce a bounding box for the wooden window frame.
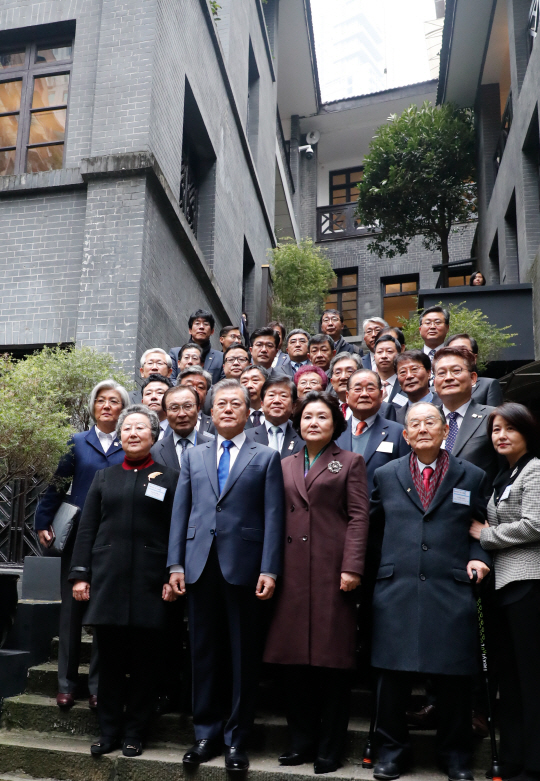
[329,166,363,205]
[0,37,73,176]
[381,274,419,325]
[326,268,358,336]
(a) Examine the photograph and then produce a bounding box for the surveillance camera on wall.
[299,145,314,160]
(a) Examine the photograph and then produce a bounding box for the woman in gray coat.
[470,403,540,781]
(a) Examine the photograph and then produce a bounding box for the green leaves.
[270,238,335,332]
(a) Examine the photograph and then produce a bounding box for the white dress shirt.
[95,426,117,453]
[380,373,397,400]
[158,419,169,441]
[248,408,265,426]
[441,400,471,448]
[173,428,198,467]
[423,343,444,358]
[417,456,438,472]
[351,411,378,434]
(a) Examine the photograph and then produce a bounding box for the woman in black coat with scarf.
[70,404,179,757]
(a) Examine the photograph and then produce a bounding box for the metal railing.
[316,202,376,242]
[0,477,44,568]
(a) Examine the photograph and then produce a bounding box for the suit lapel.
[395,455,424,513]
[363,414,386,465]
[282,422,298,455]
[86,427,107,456]
[220,441,257,499]
[451,401,486,456]
[162,437,180,469]
[425,455,465,516]
[256,426,269,446]
[203,441,220,499]
[305,445,340,491]
[291,447,309,504]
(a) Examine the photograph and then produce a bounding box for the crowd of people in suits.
[33,305,540,781]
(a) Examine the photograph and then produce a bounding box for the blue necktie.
[218,440,234,494]
[445,411,459,453]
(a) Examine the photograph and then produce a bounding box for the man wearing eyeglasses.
[151,385,213,469]
[361,318,388,370]
[283,329,311,376]
[130,348,173,403]
[222,345,251,380]
[418,306,450,364]
[320,309,360,356]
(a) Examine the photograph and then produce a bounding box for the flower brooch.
[327,460,343,474]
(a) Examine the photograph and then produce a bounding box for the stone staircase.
[0,634,495,781]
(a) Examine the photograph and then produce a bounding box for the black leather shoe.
[314,758,342,774]
[448,769,474,781]
[374,761,403,780]
[123,738,143,757]
[225,746,249,771]
[406,703,437,729]
[183,739,222,764]
[279,751,314,766]
[90,736,120,755]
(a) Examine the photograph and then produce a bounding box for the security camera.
[299,145,314,160]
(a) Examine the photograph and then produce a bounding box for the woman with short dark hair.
[70,405,179,758]
[469,271,486,286]
[264,392,369,774]
[470,403,540,781]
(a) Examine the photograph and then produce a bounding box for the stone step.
[0,694,495,768]
[49,635,92,665]
[0,732,492,781]
[26,663,90,699]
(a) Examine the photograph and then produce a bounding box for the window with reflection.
[382,276,419,327]
[324,269,358,336]
[0,40,72,175]
[329,167,363,205]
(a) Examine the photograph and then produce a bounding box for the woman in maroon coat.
[264,391,369,774]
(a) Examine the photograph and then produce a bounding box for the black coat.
[369,453,491,675]
[69,463,179,629]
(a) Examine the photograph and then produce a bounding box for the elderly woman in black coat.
[69,405,179,758]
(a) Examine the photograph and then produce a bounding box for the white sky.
[311,0,437,103]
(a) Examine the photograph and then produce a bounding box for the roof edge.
[319,79,438,113]
[436,0,457,104]
[304,0,322,113]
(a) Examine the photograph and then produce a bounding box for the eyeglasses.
[333,366,355,377]
[95,398,122,406]
[225,356,249,365]
[407,417,442,430]
[322,316,340,323]
[166,403,197,413]
[364,327,381,336]
[397,365,423,378]
[350,384,379,394]
[434,367,468,378]
[252,341,276,350]
[121,424,151,433]
[288,337,308,346]
[145,359,168,367]
[422,319,445,327]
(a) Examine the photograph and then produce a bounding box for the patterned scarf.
[409,449,450,510]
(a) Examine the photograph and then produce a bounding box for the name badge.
[146,483,167,501]
[377,441,394,453]
[393,393,408,407]
[500,485,512,501]
[453,488,470,506]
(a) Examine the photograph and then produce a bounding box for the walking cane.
[472,571,502,781]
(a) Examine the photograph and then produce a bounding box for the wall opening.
[504,192,520,283]
[242,238,256,329]
[489,232,501,284]
[247,40,260,163]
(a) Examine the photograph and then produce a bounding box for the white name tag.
[377,441,394,454]
[393,393,408,407]
[145,483,167,501]
[453,488,470,506]
[500,485,512,501]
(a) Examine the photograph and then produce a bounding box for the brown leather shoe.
[472,710,489,738]
[406,703,438,729]
[56,692,75,708]
[88,695,97,710]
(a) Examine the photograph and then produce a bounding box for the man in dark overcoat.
[369,402,491,781]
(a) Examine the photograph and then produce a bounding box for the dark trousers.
[497,582,540,773]
[59,534,98,695]
[187,544,262,748]
[94,625,161,740]
[375,669,472,769]
[281,665,351,762]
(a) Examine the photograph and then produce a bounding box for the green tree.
[0,346,133,490]
[399,301,516,373]
[356,102,476,288]
[270,238,335,332]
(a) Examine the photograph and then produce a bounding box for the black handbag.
[50,502,80,553]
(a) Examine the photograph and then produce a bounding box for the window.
[325,270,358,335]
[329,167,363,205]
[448,273,471,287]
[382,276,419,327]
[0,40,72,175]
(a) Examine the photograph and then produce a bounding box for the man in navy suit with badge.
[168,379,285,771]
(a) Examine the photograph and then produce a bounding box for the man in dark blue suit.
[168,378,285,771]
[245,376,304,457]
[151,385,213,469]
[335,369,409,494]
[169,309,224,384]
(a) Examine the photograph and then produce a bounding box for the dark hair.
[395,349,431,373]
[250,326,279,349]
[162,383,200,411]
[189,309,215,330]
[141,373,174,392]
[445,333,479,355]
[267,320,287,343]
[308,333,335,350]
[220,324,242,339]
[223,343,250,360]
[487,403,540,455]
[321,308,344,323]
[287,328,311,345]
[347,368,382,390]
[292,391,347,440]
[469,271,486,286]
[178,342,203,360]
[240,364,270,381]
[381,326,405,347]
[432,345,477,373]
[374,334,401,352]
[293,363,329,389]
[419,305,450,326]
[261,376,298,403]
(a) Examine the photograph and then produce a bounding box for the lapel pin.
[288,441,294,450]
[407,488,411,492]
[114,442,119,446]
[328,460,343,473]
[148,472,163,480]
[471,414,477,418]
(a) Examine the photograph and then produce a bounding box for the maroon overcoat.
[264,443,369,669]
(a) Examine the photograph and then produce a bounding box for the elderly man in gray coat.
[368,402,491,781]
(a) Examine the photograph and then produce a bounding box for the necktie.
[429,349,436,362]
[268,426,281,452]
[251,410,262,427]
[218,440,234,494]
[422,466,434,492]
[177,438,189,467]
[355,420,367,436]
[381,381,390,400]
[445,411,459,453]
[341,402,348,417]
